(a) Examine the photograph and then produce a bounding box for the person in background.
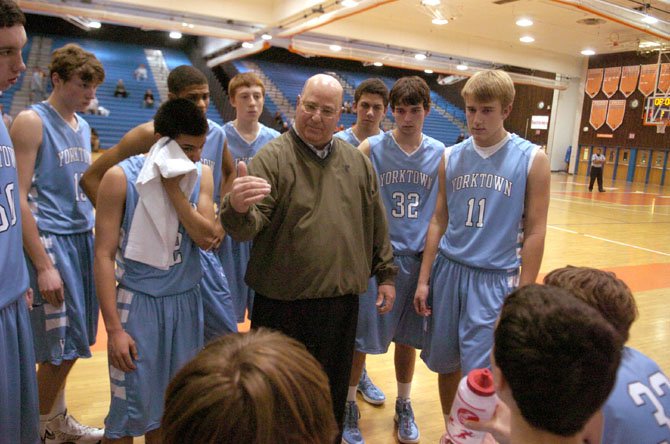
[134,63,147,81]
[143,89,155,108]
[90,127,100,153]
[589,147,606,192]
[113,79,128,98]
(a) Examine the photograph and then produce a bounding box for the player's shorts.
[356,254,424,354]
[104,286,203,439]
[27,231,98,364]
[199,249,237,343]
[0,298,40,444]
[421,253,519,374]
[219,236,253,323]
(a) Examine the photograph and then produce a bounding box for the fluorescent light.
[414,53,427,60]
[424,69,434,74]
[329,44,342,52]
[432,18,448,25]
[169,31,182,39]
[88,21,101,29]
[519,35,535,43]
[581,49,595,56]
[342,0,358,7]
[456,64,468,71]
[516,18,533,27]
[421,0,441,5]
[188,24,194,29]
[373,61,383,67]
[182,22,188,27]
[642,15,658,24]
[261,33,273,40]
[639,40,661,49]
[242,42,254,49]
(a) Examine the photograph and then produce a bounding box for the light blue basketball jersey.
[439,134,538,270]
[368,131,444,254]
[334,127,362,147]
[222,121,279,167]
[200,120,226,207]
[115,156,202,296]
[0,121,29,309]
[603,346,670,444]
[29,102,93,234]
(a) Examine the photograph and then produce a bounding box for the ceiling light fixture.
[414,53,427,60]
[516,18,533,27]
[373,61,383,67]
[342,0,358,7]
[581,48,595,55]
[169,31,182,39]
[519,35,535,43]
[432,17,448,25]
[261,33,273,40]
[330,44,342,52]
[421,0,441,5]
[641,15,659,24]
[241,41,254,49]
[424,69,434,74]
[456,63,468,71]
[88,20,101,29]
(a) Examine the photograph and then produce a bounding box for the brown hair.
[543,266,637,343]
[162,329,338,444]
[228,71,265,98]
[461,70,515,108]
[354,78,389,107]
[389,76,430,111]
[49,44,104,85]
[0,0,26,28]
[167,65,207,94]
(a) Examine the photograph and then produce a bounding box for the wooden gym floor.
[65,172,670,443]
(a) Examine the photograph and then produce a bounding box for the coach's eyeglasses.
[300,101,338,119]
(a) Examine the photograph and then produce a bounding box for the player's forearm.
[19,201,53,270]
[165,187,218,249]
[417,217,446,286]
[94,254,124,333]
[81,149,123,205]
[519,233,546,287]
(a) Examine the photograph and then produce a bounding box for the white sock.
[397,382,412,400]
[347,386,357,402]
[48,389,66,420]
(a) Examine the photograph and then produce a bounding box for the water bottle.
[445,368,498,444]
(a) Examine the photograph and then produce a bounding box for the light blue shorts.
[103,286,203,439]
[0,298,40,444]
[356,255,424,354]
[199,249,237,343]
[420,254,518,374]
[27,231,98,364]
[218,236,253,323]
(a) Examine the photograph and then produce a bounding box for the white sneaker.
[42,410,104,444]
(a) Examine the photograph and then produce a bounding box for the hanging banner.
[619,65,640,97]
[590,100,608,130]
[606,100,626,131]
[638,64,658,96]
[658,63,670,93]
[602,67,621,98]
[585,68,604,98]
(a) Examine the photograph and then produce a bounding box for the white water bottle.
[445,368,498,444]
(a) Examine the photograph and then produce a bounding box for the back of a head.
[461,70,515,108]
[167,65,207,95]
[49,43,105,85]
[154,98,208,139]
[355,78,389,107]
[389,76,430,111]
[495,284,622,437]
[543,266,637,343]
[0,0,26,28]
[162,329,338,444]
[228,71,265,97]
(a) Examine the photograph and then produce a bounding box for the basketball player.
[0,2,39,442]
[413,70,550,442]
[81,65,237,342]
[219,71,279,323]
[12,43,105,443]
[94,98,217,442]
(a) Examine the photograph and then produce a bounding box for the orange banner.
[602,67,621,98]
[586,68,603,98]
[619,65,640,97]
[606,100,626,131]
[638,64,658,96]
[658,63,670,93]
[590,100,608,130]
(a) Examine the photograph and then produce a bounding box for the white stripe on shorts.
[45,316,68,331]
[111,383,126,400]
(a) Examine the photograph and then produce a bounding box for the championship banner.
[602,67,621,98]
[619,65,640,97]
[585,68,603,98]
[658,63,670,93]
[638,64,658,96]
[590,100,608,130]
[606,100,626,131]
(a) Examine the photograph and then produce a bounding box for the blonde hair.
[162,329,338,444]
[461,70,515,108]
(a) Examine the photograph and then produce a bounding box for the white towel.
[124,137,198,270]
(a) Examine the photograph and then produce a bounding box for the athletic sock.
[397,382,412,400]
[347,386,357,402]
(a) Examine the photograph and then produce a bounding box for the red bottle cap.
[466,368,495,397]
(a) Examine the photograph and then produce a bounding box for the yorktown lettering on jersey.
[201,158,215,169]
[379,169,434,190]
[451,173,512,197]
[0,145,17,168]
[57,147,91,167]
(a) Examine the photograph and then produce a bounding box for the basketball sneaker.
[357,367,385,405]
[341,401,365,444]
[42,410,104,444]
[394,398,420,444]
